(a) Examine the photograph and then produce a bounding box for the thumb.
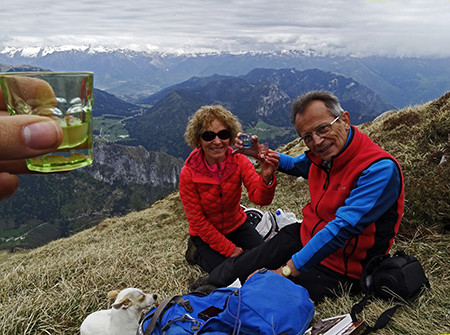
[0,115,63,161]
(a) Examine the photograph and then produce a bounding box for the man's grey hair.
[291,91,344,124]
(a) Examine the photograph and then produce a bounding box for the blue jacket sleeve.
[291,159,402,273]
[277,152,311,178]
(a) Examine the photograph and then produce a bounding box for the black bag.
[351,250,430,334]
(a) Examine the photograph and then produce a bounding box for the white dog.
[80,288,157,335]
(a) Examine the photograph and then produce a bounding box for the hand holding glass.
[258,142,269,158]
[239,133,252,148]
[0,72,94,172]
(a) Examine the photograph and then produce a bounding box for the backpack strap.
[351,251,430,334]
[361,304,402,335]
[351,293,404,335]
[350,293,370,322]
[143,296,185,335]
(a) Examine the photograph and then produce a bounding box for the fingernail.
[23,121,60,150]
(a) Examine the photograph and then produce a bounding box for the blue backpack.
[138,269,315,335]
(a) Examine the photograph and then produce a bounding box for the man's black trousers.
[208,222,360,302]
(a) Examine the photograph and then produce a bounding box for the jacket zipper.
[315,164,330,213]
[311,219,323,236]
[322,161,332,190]
[343,235,359,276]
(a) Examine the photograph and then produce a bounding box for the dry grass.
[0,193,203,334]
[360,93,450,237]
[1,93,450,334]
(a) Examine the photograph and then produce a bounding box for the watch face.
[282,266,291,277]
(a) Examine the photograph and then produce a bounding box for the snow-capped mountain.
[1,45,450,108]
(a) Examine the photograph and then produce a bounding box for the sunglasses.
[201,129,232,142]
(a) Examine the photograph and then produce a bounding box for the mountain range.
[1,47,449,249]
[127,67,392,159]
[0,58,400,249]
[1,46,450,108]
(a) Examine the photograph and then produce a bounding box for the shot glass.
[0,71,94,172]
[239,133,252,148]
[258,142,269,158]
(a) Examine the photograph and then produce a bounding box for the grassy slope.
[1,93,450,334]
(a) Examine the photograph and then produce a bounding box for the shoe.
[188,275,212,292]
[185,237,197,265]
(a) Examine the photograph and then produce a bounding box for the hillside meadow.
[1,92,450,334]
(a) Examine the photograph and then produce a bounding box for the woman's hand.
[230,246,243,257]
[260,150,280,185]
[232,132,260,159]
[233,133,279,185]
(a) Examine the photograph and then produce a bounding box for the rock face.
[84,142,183,186]
[0,142,185,249]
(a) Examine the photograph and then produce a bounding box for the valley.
[1,49,449,252]
[94,114,136,142]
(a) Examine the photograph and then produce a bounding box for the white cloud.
[1,0,450,56]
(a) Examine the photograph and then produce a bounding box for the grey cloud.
[1,0,450,56]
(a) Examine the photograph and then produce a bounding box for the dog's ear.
[112,298,132,310]
[108,290,120,300]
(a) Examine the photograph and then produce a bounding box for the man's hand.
[0,88,63,201]
[272,259,301,278]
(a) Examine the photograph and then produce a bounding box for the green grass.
[245,121,292,140]
[0,227,23,238]
[93,115,133,142]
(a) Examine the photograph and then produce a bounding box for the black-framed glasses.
[201,129,232,142]
[299,115,340,144]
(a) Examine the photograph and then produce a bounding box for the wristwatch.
[281,265,291,278]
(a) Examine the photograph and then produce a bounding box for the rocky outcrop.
[83,142,183,186]
[0,142,185,249]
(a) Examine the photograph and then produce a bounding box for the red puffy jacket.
[179,147,276,257]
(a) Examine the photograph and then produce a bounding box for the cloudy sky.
[1,0,449,57]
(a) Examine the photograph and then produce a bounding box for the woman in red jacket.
[179,105,279,275]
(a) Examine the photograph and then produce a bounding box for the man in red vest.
[194,90,404,302]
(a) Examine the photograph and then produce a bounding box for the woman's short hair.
[184,105,243,148]
[291,91,344,124]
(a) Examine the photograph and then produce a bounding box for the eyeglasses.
[201,129,231,142]
[299,116,340,144]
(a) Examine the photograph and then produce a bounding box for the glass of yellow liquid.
[0,71,94,172]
